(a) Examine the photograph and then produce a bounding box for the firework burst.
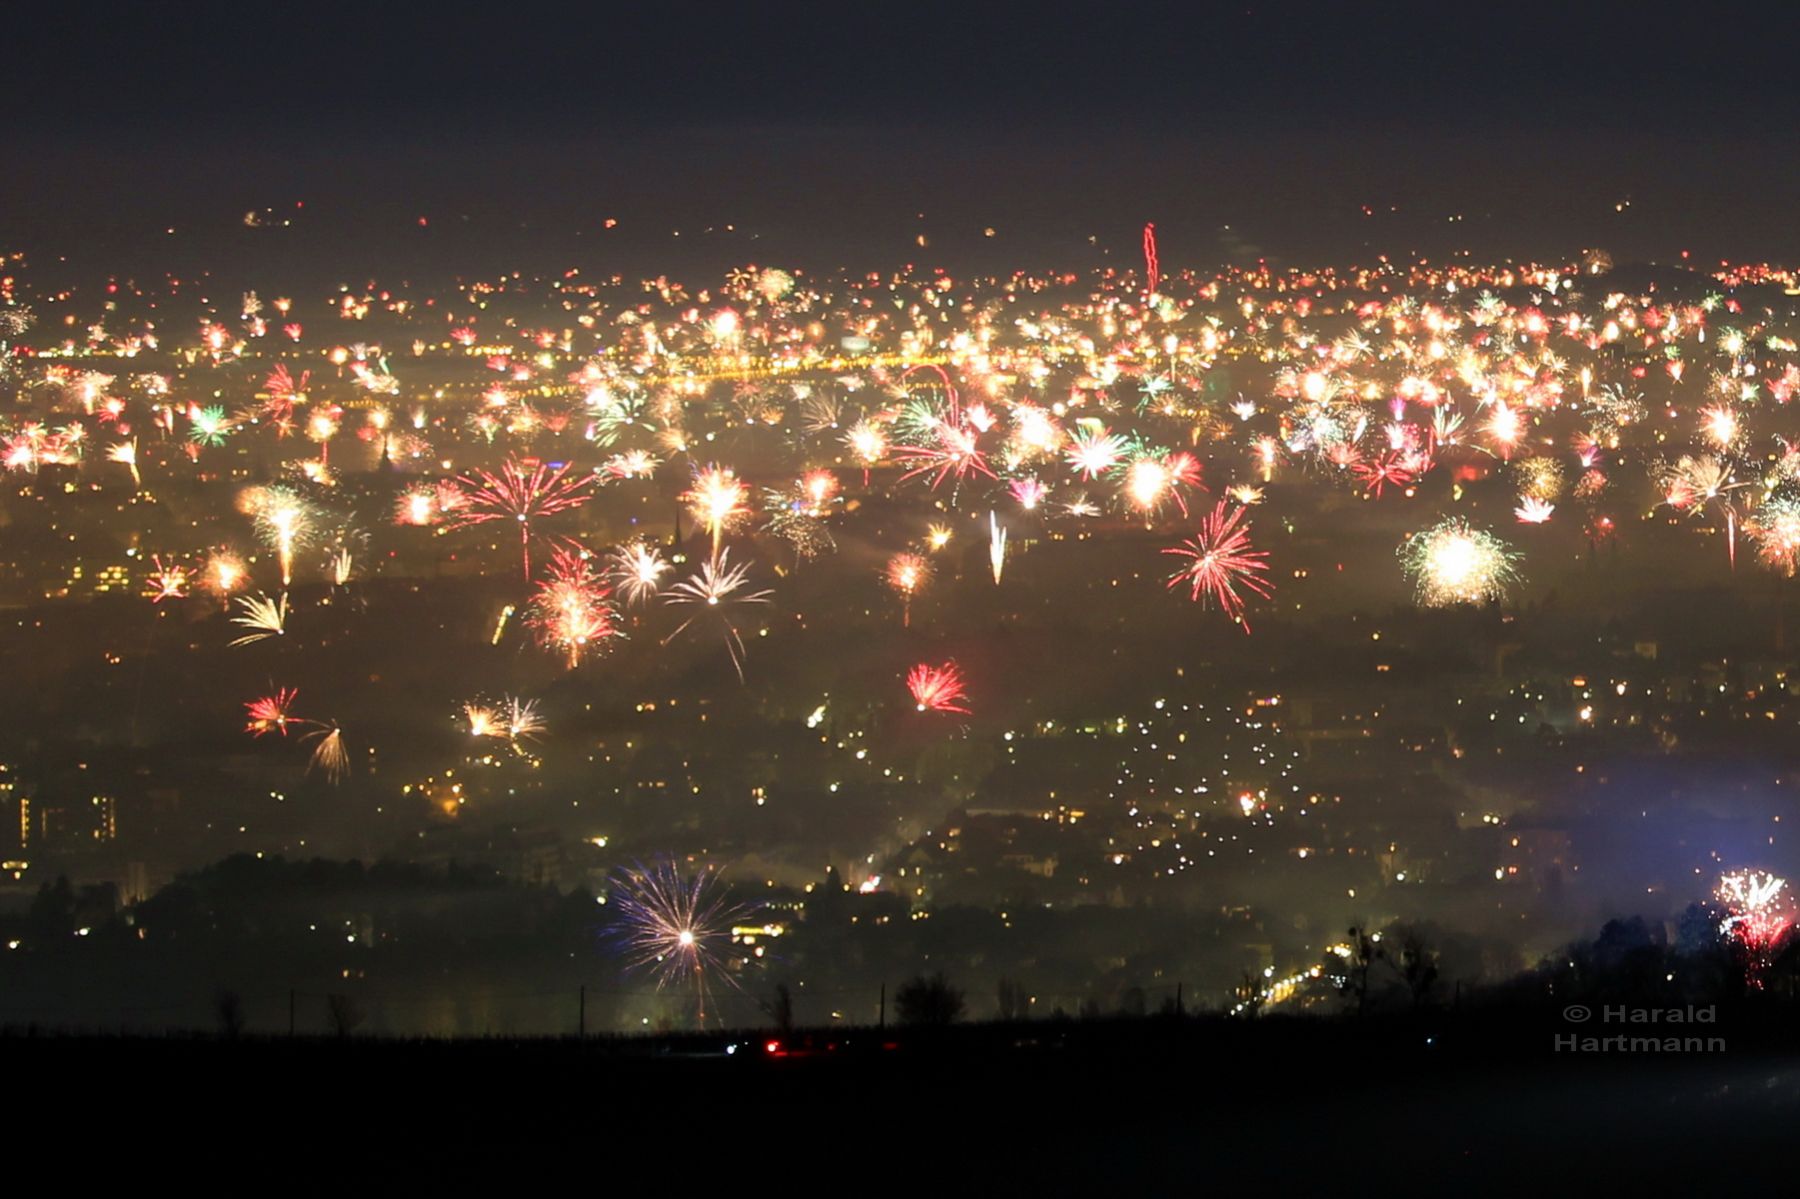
[684,464,750,565]
[107,439,140,488]
[609,859,751,1023]
[894,416,995,491]
[1748,496,1800,576]
[244,688,301,737]
[608,540,671,606]
[466,695,545,748]
[1162,502,1274,632]
[188,405,232,448]
[908,661,972,714]
[885,552,932,627]
[243,485,319,587]
[662,548,773,682]
[452,457,597,578]
[202,550,247,602]
[1400,518,1520,607]
[145,555,190,602]
[527,548,620,669]
[229,592,290,646]
[1717,870,1794,988]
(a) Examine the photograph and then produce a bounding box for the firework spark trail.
[229,592,289,646]
[107,439,139,488]
[989,511,1007,584]
[304,725,350,784]
[1162,502,1274,632]
[662,548,772,682]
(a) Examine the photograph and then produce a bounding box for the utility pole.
[578,985,586,1038]
[878,982,886,1031]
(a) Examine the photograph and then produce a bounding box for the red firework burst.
[1352,452,1415,497]
[263,364,309,430]
[452,456,597,577]
[894,419,996,490]
[244,687,301,737]
[527,547,620,669]
[908,661,971,714]
[1162,501,1275,632]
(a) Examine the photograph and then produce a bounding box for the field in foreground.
[15,1011,1800,1188]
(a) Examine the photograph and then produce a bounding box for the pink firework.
[1162,502,1274,632]
[895,419,996,491]
[1009,476,1048,510]
[244,687,301,737]
[146,555,190,602]
[263,364,309,430]
[908,661,971,714]
[1352,452,1415,498]
[527,547,620,669]
[452,457,597,578]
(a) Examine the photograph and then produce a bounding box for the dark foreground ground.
[11,1010,1796,1190]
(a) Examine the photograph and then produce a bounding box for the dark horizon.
[7,1,1799,282]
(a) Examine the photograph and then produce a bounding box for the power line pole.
[578,985,586,1038]
[878,982,885,1031]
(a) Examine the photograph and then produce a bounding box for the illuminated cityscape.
[5,0,1798,1185]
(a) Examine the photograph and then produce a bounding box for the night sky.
[6,2,1799,278]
